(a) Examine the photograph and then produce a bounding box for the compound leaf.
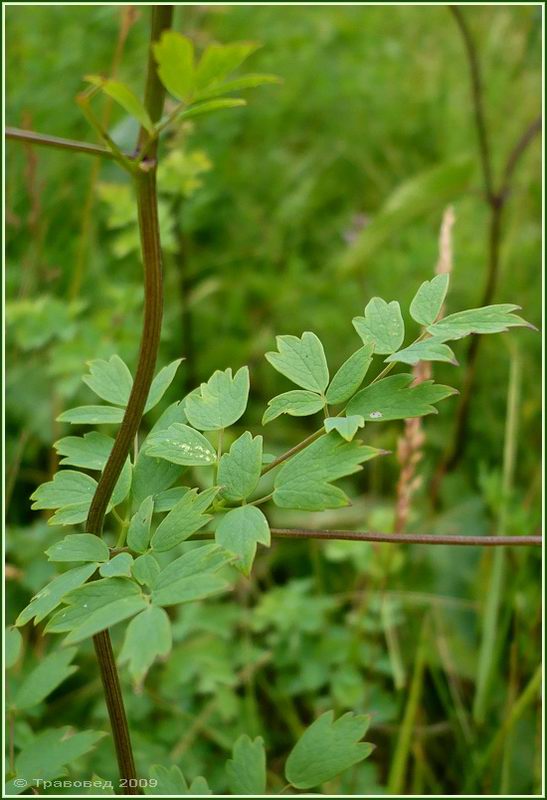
[178,98,246,121]
[46,534,109,564]
[410,273,449,326]
[262,390,325,425]
[185,367,250,431]
[347,373,457,422]
[226,734,266,795]
[285,711,373,789]
[265,332,329,393]
[216,506,270,576]
[353,298,404,355]
[63,595,147,645]
[119,605,172,684]
[217,432,263,501]
[326,343,374,405]
[151,487,219,552]
[274,433,384,510]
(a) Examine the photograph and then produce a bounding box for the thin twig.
[193,528,541,547]
[5,127,120,160]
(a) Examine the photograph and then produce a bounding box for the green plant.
[5,5,541,795]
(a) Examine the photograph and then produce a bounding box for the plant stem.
[193,528,541,547]
[5,126,120,160]
[81,5,173,791]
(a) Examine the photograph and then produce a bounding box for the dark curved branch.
[499,115,542,202]
[449,5,495,202]
[82,5,173,792]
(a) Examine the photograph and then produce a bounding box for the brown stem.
[270,529,541,547]
[449,6,495,203]
[5,127,119,160]
[83,5,173,791]
[193,529,541,547]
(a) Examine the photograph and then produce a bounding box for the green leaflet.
[81,355,182,412]
[226,734,267,795]
[347,373,457,421]
[144,765,211,796]
[326,343,374,405]
[46,534,109,563]
[31,463,130,527]
[9,728,106,787]
[274,432,384,511]
[145,422,217,466]
[427,304,533,342]
[127,496,154,553]
[99,553,133,578]
[385,339,457,366]
[262,390,325,425]
[185,367,250,430]
[195,41,260,90]
[410,273,449,326]
[154,486,189,512]
[47,577,142,638]
[285,711,373,789]
[84,76,154,133]
[64,595,147,645]
[31,470,96,511]
[151,543,232,607]
[6,627,22,668]
[82,354,133,406]
[132,401,187,510]
[57,405,125,425]
[353,297,405,355]
[153,31,195,101]
[119,606,172,684]
[13,647,78,711]
[177,98,246,122]
[151,487,220,552]
[196,73,281,101]
[265,332,329,393]
[324,415,365,442]
[132,553,160,587]
[217,432,263,501]
[145,359,184,412]
[16,563,98,626]
[216,506,270,576]
[54,431,114,470]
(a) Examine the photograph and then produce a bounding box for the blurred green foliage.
[5,4,541,795]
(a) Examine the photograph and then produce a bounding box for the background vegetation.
[5,4,542,795]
